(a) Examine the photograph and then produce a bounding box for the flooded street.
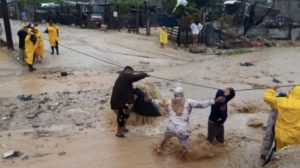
[1,20,300,167]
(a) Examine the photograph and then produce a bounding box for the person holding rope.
[207,87,235,144]
[110,66,149,138]
[263,86,300,152]
[150,87,225,154]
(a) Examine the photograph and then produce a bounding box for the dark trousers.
[207,120,224,143]
[51,41,59,54]
[116,106,129,127]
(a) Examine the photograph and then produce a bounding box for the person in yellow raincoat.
[33,24,45,62]
[263,86,300,151]
[45,22,59,55]
[160,27,168,48]
[25,28,37,72]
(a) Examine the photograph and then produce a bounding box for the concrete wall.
[274,0,300,22]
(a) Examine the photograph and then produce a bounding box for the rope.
[151,76,297,92]
[40,36,298,92]
[150,75,219,90]
[93,47,191,62]
[42,37,123,68]
[235,84,296,92]
[59,43,123,68]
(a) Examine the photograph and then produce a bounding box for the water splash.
[154,133,231,161]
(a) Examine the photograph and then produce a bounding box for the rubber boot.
[55,45,59,55]
[28,65,35,72]
[51,47,54,55]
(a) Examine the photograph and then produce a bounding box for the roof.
[224,0,241,5]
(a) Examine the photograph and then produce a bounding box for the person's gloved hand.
[215,96,226,104]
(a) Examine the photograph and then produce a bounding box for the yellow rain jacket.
[47,24,59,47]
[263,86,300,151]
[25,33,37,65]
[160,27,168,45]
[34,28,45,57]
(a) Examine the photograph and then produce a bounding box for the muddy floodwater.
[1,20,300,168]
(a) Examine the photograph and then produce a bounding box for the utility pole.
[145,0,150,36]
[1,0,14,50]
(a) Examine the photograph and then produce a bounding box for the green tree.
[161,0,176,13]
[109,0,145,14]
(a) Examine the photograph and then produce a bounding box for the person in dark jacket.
[207,87,235,143]
[17,25,28,61]
[110,66,149,137]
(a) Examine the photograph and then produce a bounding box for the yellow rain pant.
[263,86,300,150]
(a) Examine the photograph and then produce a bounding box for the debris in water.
[139,60,150,64]
[239,62,255,67]
[18,95,33,101]
[26,113,37,119]
[75,122,84,126]
[39,97,50,104]
[22,155,29,160]
[60,72,68,76]
[2,151,22,159]
[58,151,66,156]
[32,153,51,158]
[100,99,107,104]
[1,116,10,120]
[32,123,40,128]
[26,110,43,119]
[246,82,268,89]
[35,130,53,138]
[272,78,282,84]
[247,118,264,128]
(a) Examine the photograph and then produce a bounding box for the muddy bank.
[0,89,110,132]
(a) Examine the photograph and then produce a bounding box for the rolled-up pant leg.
[116,108,128,127]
